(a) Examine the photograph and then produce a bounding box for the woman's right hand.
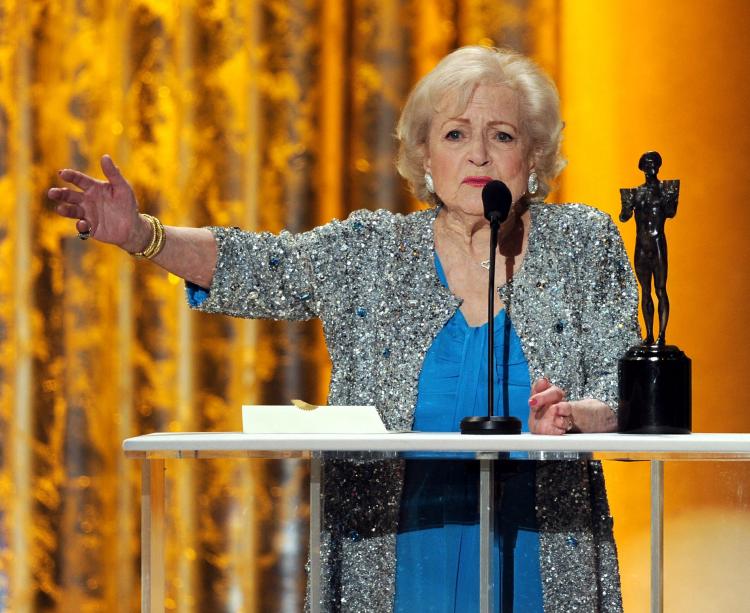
[48,154,150,252]
[528,377,573,435]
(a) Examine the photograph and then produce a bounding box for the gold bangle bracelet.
[132,214,166,259]
[143,216,164,258]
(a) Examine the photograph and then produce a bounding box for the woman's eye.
[445,129,463,141]
[495,131,513,142]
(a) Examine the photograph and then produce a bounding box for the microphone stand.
[460,215,522,435]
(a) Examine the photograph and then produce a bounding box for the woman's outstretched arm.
[48,154,217,288]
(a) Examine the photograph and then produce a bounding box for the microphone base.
[460,416,522,435]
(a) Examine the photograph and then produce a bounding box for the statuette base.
[618,344,692,434]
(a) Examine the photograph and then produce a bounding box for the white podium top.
[123,432,750,461]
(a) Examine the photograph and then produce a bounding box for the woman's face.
[424,84,532,217]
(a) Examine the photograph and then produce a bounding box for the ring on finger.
[557,414,571,431]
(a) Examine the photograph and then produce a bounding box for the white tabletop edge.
[122,432,750,454]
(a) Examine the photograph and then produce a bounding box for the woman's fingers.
[76,218,93,234]
[529,384,564,410]
[55,201,95,234]
[552,401,572,417]
[530,398,573,436]
[551,403,574,432]
[58,168,97,190]
[542,423,566,435]
[54,201,85,220]
[53,200,94,236]
[50,156,139,247]
[531,416,566,435]
[554,414,571,430]
[100,154,127,189]
[538,418,566,435]
[531,377,550,395]
[48,187,84,204]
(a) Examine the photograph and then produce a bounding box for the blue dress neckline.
[434,250,503,330]
[394,252,542,612]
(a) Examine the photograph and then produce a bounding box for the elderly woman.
[50,46,639,612]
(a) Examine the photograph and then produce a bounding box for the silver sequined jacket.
[191,203,640,613]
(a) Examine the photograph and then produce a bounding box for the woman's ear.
[422,145,431,175]
[527,146,542,172]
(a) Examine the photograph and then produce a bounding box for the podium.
[123,432,750,613]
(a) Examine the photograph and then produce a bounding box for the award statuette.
[617,151,691,434]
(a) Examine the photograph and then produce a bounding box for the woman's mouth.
[462,176,493,187]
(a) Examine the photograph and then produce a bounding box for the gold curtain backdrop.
[1,0,749,611]
[0,1,554,611]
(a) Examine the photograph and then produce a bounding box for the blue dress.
[394,255,543,613]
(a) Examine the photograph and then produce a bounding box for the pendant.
[481,260,490,270]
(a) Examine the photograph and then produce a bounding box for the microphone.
[461,180,522,435]
[482,179,512,225]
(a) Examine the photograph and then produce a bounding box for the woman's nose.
[468,137,490,166]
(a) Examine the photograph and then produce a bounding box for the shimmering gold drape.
[5,1,748,611]
[0,1,553,610]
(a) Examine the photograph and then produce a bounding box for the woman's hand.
[528,378,574,435]
[48,154,218,288]
[528,378,619,434]
[48,154,150,252]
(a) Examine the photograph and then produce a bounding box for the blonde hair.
[396,46,566,202]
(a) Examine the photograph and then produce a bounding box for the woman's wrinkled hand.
[48,154,149,252]
[528,378,575,435]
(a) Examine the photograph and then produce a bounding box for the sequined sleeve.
[185,210,395,322]
[578,212,640,410]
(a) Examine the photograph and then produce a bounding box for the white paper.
[242,405,387,434]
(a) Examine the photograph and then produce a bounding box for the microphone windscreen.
[482,180,512,223]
